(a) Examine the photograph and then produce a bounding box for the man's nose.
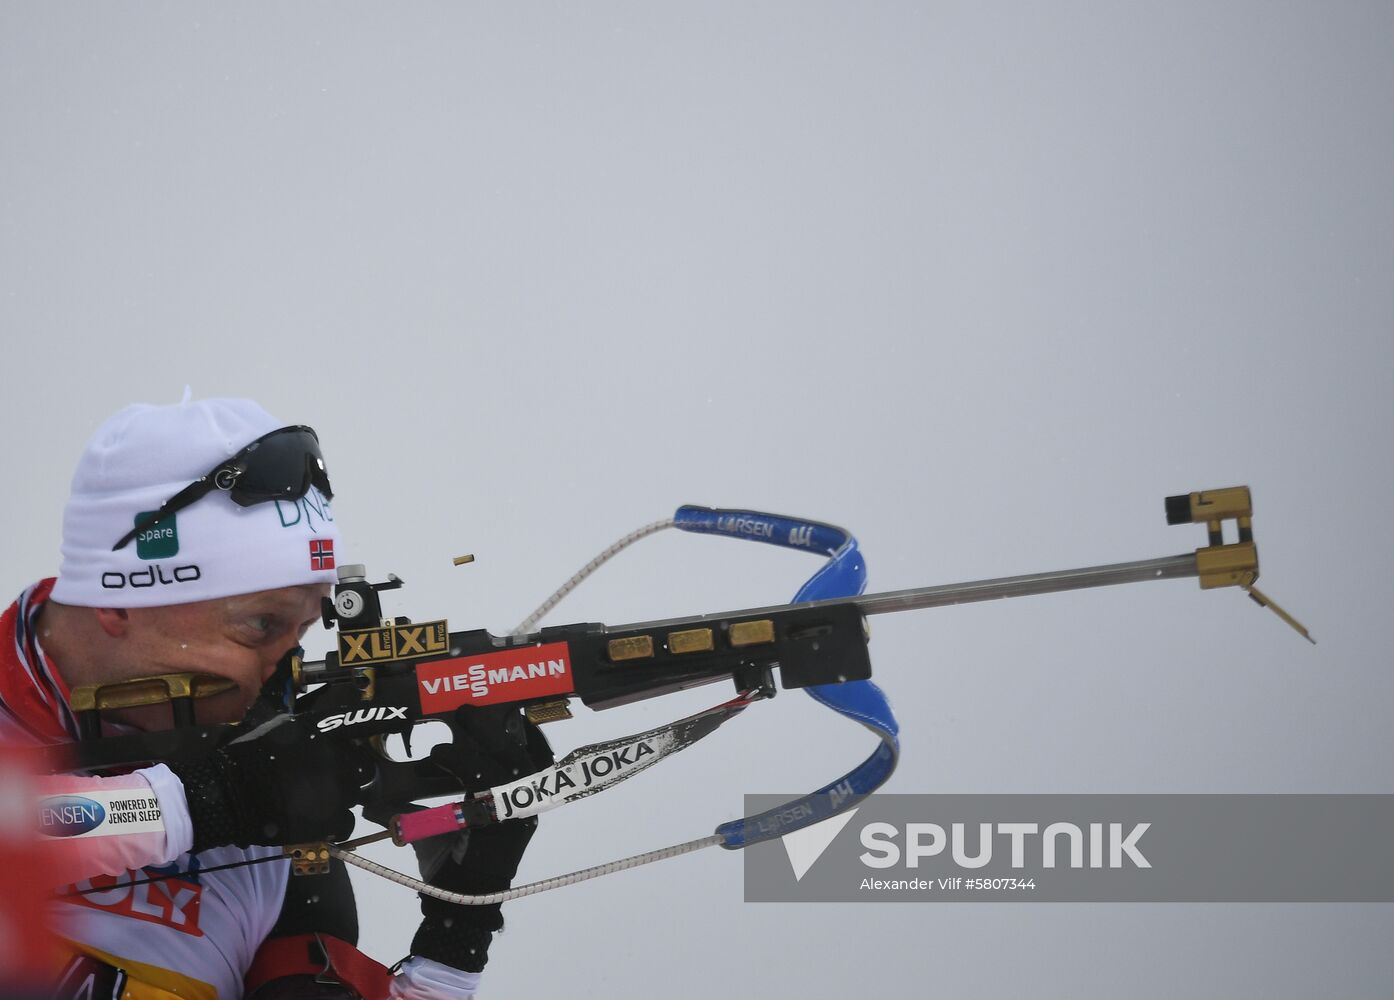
[262,643,303,685]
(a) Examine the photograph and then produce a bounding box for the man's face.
[117,583,330,726]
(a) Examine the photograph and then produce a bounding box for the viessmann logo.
[416,641,574,711]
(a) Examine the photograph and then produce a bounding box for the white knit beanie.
[51,397,342,607]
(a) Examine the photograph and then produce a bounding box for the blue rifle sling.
[672,506,900,848]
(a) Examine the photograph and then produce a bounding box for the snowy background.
[3,3,1392,997]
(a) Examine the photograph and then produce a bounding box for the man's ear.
[93,607,130,638]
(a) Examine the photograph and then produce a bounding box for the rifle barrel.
[616,552,1200,632]
[853,552,1199,616]
[295,552,1202,686]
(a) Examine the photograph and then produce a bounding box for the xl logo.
[339,620,449,665]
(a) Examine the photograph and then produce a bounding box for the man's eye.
[243,615,275,636]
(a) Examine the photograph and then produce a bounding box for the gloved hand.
[406,705,554,974]
[170,712,368,853]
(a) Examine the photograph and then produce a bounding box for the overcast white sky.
[3,3,1391,997]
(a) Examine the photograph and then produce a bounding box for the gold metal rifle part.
[1165,486,1314,643]
[70,672,238,738]
[526,700,574,725]
[287,842,333,876]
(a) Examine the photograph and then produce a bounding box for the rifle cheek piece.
[69,672,238,740]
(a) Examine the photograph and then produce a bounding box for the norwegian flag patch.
[309,538,335,571]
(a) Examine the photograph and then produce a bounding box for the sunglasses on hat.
[112,425,333,551]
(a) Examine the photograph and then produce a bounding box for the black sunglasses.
[112,425,333,551]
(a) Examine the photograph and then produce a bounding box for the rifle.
[49,489,1311,894]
